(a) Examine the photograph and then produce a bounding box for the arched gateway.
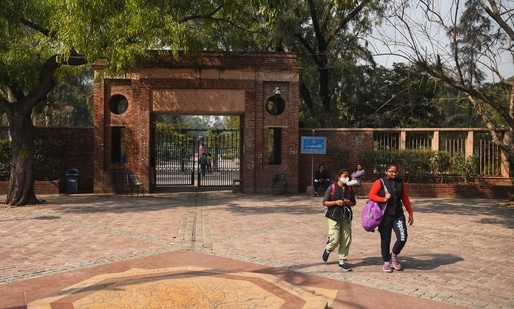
[92,52,300,194]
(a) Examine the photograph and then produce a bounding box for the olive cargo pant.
[325,218,352,262]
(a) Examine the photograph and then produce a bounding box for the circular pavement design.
[27,267,337,308]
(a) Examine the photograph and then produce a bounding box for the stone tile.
[0,192,512,308]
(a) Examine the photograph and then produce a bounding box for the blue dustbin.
[65,168,80,194]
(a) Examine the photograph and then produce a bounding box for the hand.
[385,193,392,200]
[408,215,414,225]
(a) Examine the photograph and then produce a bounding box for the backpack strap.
[330,183,354,200]
[344,185,353,200]
[380,178,389,194]
[329,183,336,201]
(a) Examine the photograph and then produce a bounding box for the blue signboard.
[301,136,327,154]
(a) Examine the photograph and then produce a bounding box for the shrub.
[451,153,478,184]
[399,149,434,181]
[359,149,478,183]
[358,149,400,175]
[0,140,10,178]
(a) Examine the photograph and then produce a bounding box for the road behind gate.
[0,191,512,308]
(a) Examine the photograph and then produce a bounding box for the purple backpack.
[361,179,388,232]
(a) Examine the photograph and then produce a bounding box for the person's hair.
[337,169,349,178]
[319,164,325,168]
[385,162,398,171]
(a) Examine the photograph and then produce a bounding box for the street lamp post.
[63,106,75,126]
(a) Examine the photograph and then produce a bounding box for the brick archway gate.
[92,52,300,194]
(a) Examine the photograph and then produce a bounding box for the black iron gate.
[155,129,240,187]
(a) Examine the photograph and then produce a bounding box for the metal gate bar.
[198,132,240,187]
[156,129,239,187]
[155,132,195,186]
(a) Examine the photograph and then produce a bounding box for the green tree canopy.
[0,0,284,205]
[344,63,442,128]
[270,0,387,126]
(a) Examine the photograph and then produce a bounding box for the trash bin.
[65,168,80,194]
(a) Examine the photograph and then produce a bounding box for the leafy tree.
[225,116,241,130]
[434,82,485,128]
[0,0,283,206]
[346,63,442,128]
[23,66,94,127]
[271,0,387,127]
[0,6,88,205]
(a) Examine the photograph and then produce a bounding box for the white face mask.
[339,177,349,184]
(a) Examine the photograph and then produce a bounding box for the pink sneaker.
[391,256,402,270]
[383,262,392,272]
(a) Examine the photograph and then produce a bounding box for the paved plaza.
[0,190,512,308]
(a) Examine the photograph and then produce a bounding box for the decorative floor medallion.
[28,267,337,308]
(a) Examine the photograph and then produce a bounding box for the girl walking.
[368,162,414,272]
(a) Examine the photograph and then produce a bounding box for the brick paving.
[0,191,513,308]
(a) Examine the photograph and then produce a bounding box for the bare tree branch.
[374,0,514,158]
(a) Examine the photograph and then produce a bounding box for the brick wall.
[298,128,513,199]
[355,181,513,199]
[299,129,373,189]
[0,127,94,194]
[0,180,61,195]
[35,127,94,193]
[1,125,512,198]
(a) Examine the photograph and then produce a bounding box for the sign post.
[301,136,327,154]
[301,135,327,194]
[311,130,314,184]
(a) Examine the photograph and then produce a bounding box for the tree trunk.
[319,53,330,114]
[6,107,39,206]
[2,54,87,206]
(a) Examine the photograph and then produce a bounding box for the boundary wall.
[1,126,512,198]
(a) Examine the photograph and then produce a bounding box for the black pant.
[314,179,329,192]
[378,213,408,261]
